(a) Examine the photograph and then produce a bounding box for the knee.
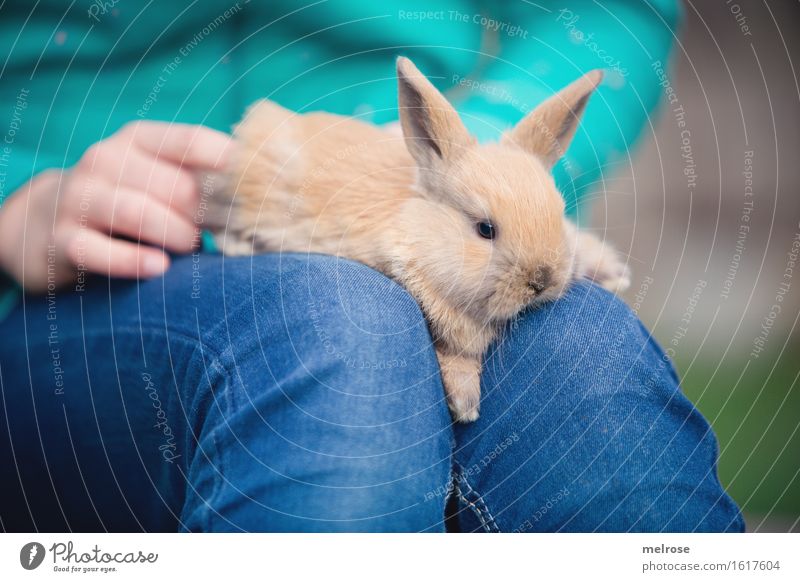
[211,253,430,355]
[212,254,447,415]
[456,281,743,532]
[182,254,453,531]
[283,253,438,383]
[459,280,664,446]
[486,280,675,402]
[480,280,688,443]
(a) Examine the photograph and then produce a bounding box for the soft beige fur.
[210,57,630,422]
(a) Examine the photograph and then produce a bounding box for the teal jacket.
[0,0,682,317]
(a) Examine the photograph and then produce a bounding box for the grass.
[677,336,800,526]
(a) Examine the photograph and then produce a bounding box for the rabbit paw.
[591,252,631,293]
[437,352,481,422]
[574,234,631,293]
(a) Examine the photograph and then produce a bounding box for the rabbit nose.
[527,280,546,293]
[527,266,553,293]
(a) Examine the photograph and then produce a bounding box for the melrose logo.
[20,542,46,570]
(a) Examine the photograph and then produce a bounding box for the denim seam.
[198,359,233,532]
[205,421,222,532]
[197,291,271,348]
[100,324,231,448]
[454,462,500,533]
[129,314,246,356]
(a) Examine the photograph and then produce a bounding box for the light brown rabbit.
[209,57,630,422]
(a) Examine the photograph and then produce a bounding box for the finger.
[86,185,199,253]
[115,147,200,217]
[124,121,232,170]
[62,228,169,279]
[80,143,200,217]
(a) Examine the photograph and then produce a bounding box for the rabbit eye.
[476,220,496,240]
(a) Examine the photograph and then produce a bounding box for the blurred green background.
[683,345,799,530]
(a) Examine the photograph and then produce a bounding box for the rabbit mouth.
[475,281,539,323]
[459,264,555,322]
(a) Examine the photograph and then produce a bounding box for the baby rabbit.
[209,57,630,422]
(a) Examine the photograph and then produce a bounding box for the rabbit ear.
[396,57,473,167]
[504,70,603,168]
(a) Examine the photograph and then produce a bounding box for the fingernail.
[143,254,168,277]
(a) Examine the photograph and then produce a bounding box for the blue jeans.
[0,253,743,532]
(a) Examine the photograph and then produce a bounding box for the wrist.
[0,170,62,287]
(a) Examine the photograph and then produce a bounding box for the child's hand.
[0,121,231,292]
